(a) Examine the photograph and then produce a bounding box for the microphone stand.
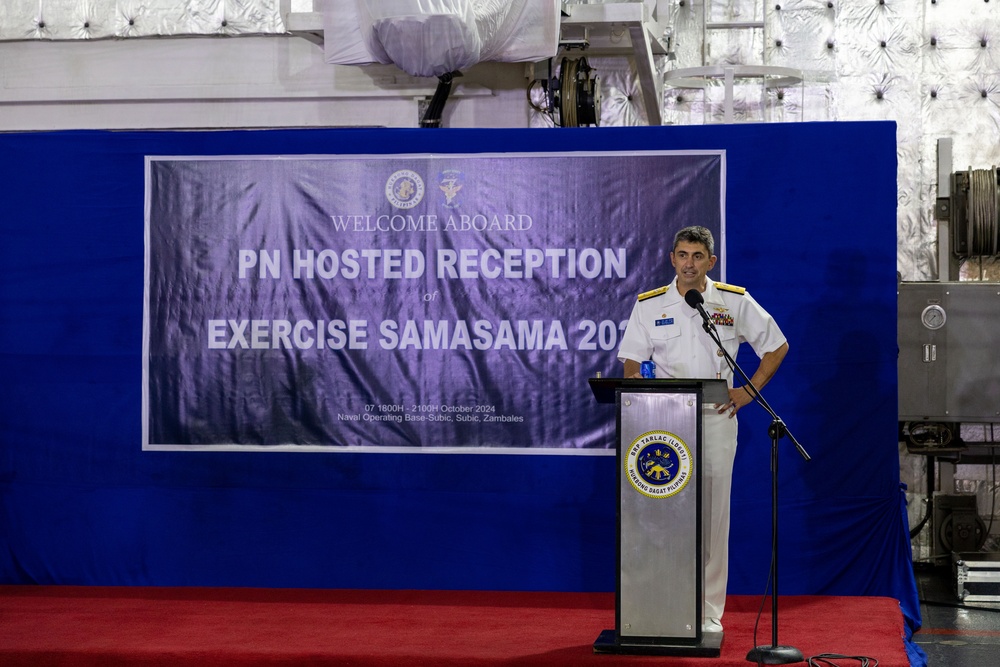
[695,311,810,665]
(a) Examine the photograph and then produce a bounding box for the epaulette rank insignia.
[638,286,669,301]
[714,282,746,295]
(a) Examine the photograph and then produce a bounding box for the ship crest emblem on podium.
[625,431,692,499]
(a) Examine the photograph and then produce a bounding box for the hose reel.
[529,56,601,127]
[553,57,600,127]
[951,166,1000,257]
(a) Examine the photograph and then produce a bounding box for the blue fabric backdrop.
[0,123,913,636]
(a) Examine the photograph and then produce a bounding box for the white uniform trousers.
[701,407,738,622]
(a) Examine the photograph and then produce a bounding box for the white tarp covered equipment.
[323,0,559,77]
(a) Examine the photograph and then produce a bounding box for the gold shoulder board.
[637,286,669,301]
[714,282,746,295]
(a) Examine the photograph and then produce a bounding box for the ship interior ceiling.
[3,1,1000,666]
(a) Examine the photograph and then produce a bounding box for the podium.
[589,378,727,657]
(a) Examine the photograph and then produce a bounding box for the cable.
[560,58,578,127]
[544,57,599,127]
[909,454,934,540]
[993,166,999,254]
[965,166,1000,256]
[526,79,548,113]
[419,72,456,128]
[987,427,997,546]
[904,421,954,449]
[751,549,775,667]
[988,165,993,255]
[806,655,879,666]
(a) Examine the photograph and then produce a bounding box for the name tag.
[654,318,674,326]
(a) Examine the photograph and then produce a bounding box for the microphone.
[684,288,716,332]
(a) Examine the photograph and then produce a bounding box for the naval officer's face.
[670,240,717,295]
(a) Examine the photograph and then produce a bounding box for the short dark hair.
[672,226,715,255]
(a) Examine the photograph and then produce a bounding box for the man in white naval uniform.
[617,225,788,634]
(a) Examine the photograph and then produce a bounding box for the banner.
[143,151,724,452]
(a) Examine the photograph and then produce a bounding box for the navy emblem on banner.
[625,430,692,499]
[438,169,464,208]
[385,169,425,209]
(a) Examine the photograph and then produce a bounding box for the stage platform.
[0,586,910,666]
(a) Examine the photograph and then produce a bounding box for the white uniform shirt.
[617,277,786,385]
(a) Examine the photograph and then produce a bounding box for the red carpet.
[0,586,909,666]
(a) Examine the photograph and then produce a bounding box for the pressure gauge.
[921,304,946,330]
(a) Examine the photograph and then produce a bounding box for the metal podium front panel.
[619,390,700,640]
